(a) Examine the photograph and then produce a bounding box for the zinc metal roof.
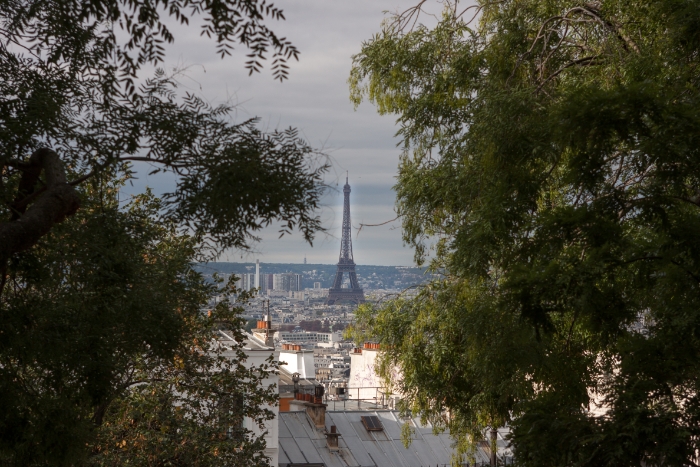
[278,410,512,467]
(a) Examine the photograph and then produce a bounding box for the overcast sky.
[125,1,430,266]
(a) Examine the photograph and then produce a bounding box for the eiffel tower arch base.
[325,288,365,306]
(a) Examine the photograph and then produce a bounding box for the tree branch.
[356,216,401,237]
[536,55,600,92]
[670,195,700,209]
[118,156,194,169]
[0,148,81,263]
[582,3,640,54]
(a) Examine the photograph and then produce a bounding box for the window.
[360,415,383,431]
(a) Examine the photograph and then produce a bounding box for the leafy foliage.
[0,1,324,465]
[90,290,278,467]
[1,182,277,466]
[2,0,298,84]
[350,1,700,465]
[0,0,326,260]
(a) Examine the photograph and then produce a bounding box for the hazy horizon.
[199,260,421,268]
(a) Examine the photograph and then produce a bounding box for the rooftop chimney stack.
[252,300,274,347]
[326,425,340,451]
[305,384,327,429]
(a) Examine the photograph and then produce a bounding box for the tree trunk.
[491,427,498,467]
[0,148,80,262]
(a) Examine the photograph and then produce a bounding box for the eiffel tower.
[325,175,365,305]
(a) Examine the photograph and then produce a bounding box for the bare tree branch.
[356,216,400,237]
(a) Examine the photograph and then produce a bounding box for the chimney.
[252,300,274,347]
[326,425,340,451]
[305,403,327,429]
[305,385,326,429]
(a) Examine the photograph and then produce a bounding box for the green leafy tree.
[1,180,278,466]
[331,322,346,332]
[90,270,278,467]
[245,318,259,333]
[0,0,327,465]
[350,1,700,466]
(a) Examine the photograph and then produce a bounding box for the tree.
[330,322,346,332]
[245,318,259,333]
[89,264,278,467]
[0,0,326,263]
[1,1,327,465]
[1,180,278,466]
[349,1,700,466]
[299,320,323,332]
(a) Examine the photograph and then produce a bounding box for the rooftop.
[279,410,512,467]
[217,330,274,351]
[279,365,319,395]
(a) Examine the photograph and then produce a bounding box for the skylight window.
[360,415,383,431]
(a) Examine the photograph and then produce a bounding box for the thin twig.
[356,216,400,237]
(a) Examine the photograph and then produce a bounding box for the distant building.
[262,274,273,294]
[289,290,307,300]
[314,353,350,370]
[255,259,260,288]
[234,272,273,295]
[273,273,302,292]
[305,288,329,300]
[236,273,256,292]
[276,330,343,344]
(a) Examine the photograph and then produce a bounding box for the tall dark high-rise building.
[325,176,365,305]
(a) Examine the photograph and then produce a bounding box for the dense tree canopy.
[1,0,326,465]
[2,181,278,466]
[349,1,700,466]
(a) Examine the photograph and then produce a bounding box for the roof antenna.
[346,170,348,184]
